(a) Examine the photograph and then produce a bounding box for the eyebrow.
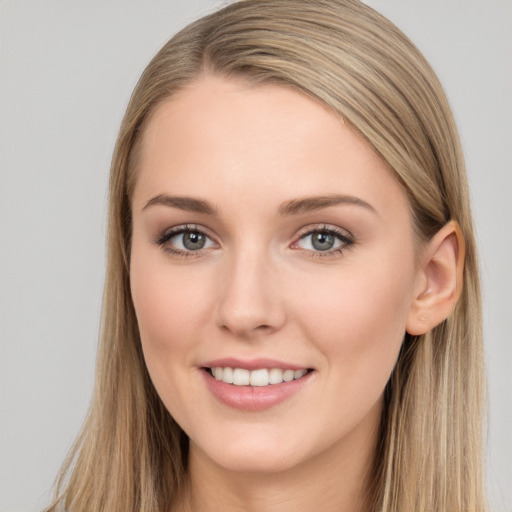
[278,195,377,216]
[142,194,218,215]
[142,193,376,216]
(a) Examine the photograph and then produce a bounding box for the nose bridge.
[215,242,285,337]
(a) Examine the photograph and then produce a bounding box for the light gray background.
[1,1,510,511]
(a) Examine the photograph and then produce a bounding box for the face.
[130,75,422,476]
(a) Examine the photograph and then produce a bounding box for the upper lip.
[201,357,311,371]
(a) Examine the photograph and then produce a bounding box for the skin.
[129,75,439,512]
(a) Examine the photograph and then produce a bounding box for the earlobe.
[406,221,465,336]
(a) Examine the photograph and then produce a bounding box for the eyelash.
[154,224,217,259]
[293,225,354,259]
[153,224,354,259]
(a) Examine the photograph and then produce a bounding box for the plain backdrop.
[0,1,511,511]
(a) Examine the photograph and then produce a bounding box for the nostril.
[219,322,275,338]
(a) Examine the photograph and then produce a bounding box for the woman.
[46,0,486,511]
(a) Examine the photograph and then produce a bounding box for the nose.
[214,248,286,339]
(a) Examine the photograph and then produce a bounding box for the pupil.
[183,232,205,250]
[312,232,334,251]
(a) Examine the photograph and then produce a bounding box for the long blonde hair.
[46,1,486,510]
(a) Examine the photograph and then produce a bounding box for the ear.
[406,221,465,336]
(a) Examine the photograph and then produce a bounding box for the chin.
[190,428,310,475]
[207,447,301,475]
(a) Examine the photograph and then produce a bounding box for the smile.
[201,361,314,411]
[208,367,309,386]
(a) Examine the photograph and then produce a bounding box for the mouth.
[204,366,313,387]
[200,358,315,410]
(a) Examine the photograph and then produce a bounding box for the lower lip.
[202,370,312,411]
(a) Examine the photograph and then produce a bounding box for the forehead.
[133,74,407,218]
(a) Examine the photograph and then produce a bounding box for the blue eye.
[156,226,216,255]
[172,231,211,251]
[295,227,353,254]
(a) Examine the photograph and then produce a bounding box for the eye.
[294,226,353,255]
[155,225,217,256]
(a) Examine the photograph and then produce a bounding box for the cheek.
[132,273,187,351]
[129,253,216,420]
[294,258,415,383]
[129,249,214,390]
[130,246,212,341]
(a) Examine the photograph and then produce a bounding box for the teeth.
[294,369,307,379]
[269,368,284,384]
[283,369,294,382]
[210,367,309,386]
[233,368,250,386]
[222,366,234,384]
[249,369,269,387]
